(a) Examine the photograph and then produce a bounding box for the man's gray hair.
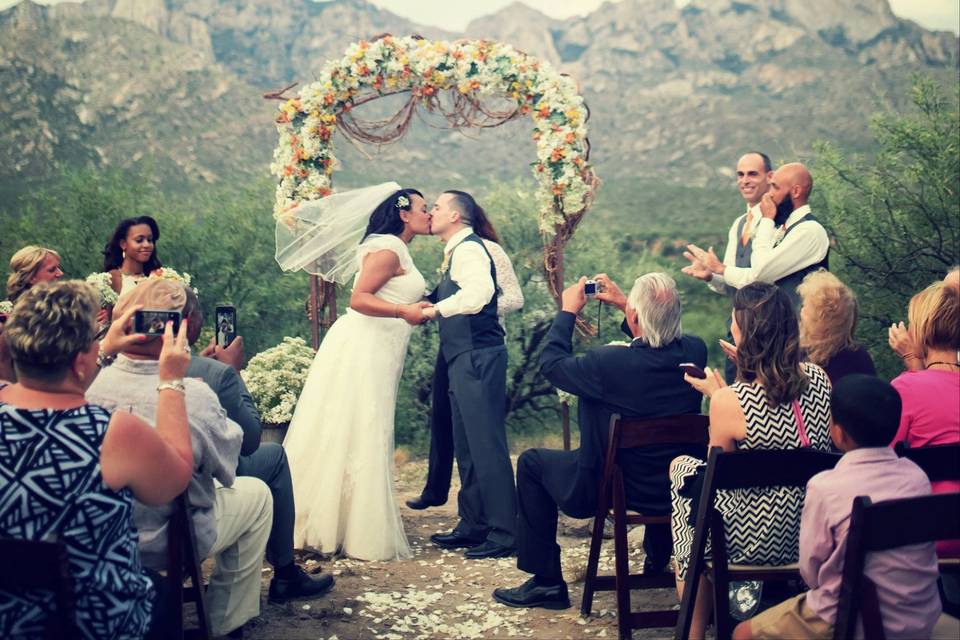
[626,272,682,348]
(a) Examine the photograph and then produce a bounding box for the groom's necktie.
[439,251,451,275]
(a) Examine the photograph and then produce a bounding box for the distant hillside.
[1,0,956,193]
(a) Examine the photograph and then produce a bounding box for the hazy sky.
[1,0,957,34]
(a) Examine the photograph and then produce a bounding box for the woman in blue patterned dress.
[0,280,194,639]
[671,282,833,639]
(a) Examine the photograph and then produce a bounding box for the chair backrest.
[0,537,76,638]
[607,413,710,451]
[894,442,960,482]
[833,492,960,640]
[709,446,842,490]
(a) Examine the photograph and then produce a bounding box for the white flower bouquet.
[0,300,12,315]
[241,337,316,424]
[85,272,119,308]
[149,267,198,296]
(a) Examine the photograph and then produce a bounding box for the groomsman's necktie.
[740,208,754,247]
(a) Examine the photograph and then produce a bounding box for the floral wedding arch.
[269,36,599,345]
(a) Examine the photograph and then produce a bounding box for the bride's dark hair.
[361,188,423,241]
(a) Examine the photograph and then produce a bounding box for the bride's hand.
[399,302,432,325]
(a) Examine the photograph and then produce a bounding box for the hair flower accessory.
[396,195,410,209]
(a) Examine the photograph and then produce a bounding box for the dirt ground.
[234,456,678,640]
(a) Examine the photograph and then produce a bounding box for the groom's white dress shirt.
[719,204,829,289]
[434,226,496,318]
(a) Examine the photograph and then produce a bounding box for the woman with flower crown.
[278,183,433,561]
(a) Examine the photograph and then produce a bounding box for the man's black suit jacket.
[539,311,707,516]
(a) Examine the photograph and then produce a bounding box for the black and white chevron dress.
[670,363,832,579]
[0,392,155,639]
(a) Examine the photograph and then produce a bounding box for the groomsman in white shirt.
[683,151,773,380]
[684,161,830,309]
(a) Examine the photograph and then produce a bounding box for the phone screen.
[216,306,237,347]
[134,310,181,335]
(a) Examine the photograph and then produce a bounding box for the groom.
[423,190,518,559]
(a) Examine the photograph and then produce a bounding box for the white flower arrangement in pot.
[241,337,316,440]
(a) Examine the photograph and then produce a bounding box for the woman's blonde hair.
[6,245,61,302]
[5,280,99,382]
[908,281,960,357]
[797,270,859,366]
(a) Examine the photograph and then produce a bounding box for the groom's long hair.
[361,188,424,241]
[443,190,500,243]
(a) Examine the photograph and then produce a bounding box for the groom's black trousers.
[448,344,518,547]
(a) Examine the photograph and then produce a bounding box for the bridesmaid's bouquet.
[0,300,12,315]
[85,272,119,309]
[149,267,198,296]
[241,337,316,424]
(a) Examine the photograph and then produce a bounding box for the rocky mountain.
[1,0,956,192]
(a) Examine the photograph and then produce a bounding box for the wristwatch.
[157,379,186,394]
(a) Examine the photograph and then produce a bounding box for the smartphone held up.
[134,309,181,336]
[678,362,707,379]
[216,305,237,348]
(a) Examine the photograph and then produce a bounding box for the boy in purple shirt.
[734,374,942,639]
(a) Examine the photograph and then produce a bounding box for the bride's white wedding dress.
[283,233,424,561]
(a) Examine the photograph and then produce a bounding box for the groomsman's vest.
[436,233,504,363]
[733,214,754,274]
[773,214,830,310]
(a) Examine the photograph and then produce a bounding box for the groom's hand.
[400,301,433,325]
[561,277,588,314]
[421,304,438,321]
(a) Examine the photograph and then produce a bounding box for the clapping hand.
[718,338,738,362]
[888,321,923,371]
[681,255,713,282]
[684,244,723,275]
[684,366,726,398]
[592,273,626,311]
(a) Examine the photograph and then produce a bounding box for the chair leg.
[710,511,732,640]
[613,472,632,640]
[581,499,609,616]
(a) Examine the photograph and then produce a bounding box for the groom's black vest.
[436,233,504,363]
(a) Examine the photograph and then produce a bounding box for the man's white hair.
[626,272,682,347]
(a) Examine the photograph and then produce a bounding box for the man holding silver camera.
[493,273,706,610]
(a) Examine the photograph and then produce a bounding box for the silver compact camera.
[584,279,601,296]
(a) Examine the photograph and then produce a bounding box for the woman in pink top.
[889,280,960,557]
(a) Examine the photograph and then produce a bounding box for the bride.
[278,183,432,561]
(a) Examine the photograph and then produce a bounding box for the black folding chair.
[833,492,960,640]
[581,414,709,639]
[0,537,76,639]
[675,446,841,640]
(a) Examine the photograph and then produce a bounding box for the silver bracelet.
[157,379,186,394]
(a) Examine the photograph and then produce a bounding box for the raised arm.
[99,320,193,505]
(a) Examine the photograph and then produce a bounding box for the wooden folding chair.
[166,492,212,640]
[895,442,960,577]
[833,492,960,640]
[0,537,76,639]
[581,413,709,639]
[675,447,841,640]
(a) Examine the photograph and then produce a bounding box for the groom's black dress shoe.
[406,495,446,510]
[492,577,571,610]
[268,565,335,603]
[464,540,517,559]
[430,531,483,549]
